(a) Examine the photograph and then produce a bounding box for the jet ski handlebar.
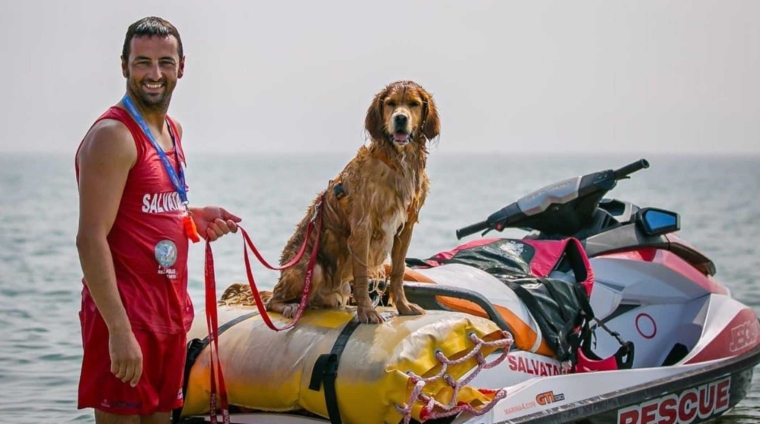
[455,220,491,240]
[455,158,650,240]
[455,202,521,240]
[613,158,649,180]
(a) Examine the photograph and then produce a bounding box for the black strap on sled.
[308,319,361,424]
[171,312,258,424]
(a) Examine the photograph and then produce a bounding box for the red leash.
[239,198,324,331]
[204,241,230,424]
[202,199,324,421]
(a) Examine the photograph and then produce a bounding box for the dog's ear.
[365,87,388,142]
[420,89,440,141]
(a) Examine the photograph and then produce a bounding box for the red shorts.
[78,301,188,416]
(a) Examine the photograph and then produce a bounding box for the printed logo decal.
[617,376,730,424]
[499,240,525,256]
[536,390,565,405]
[155,240,178,268]
[142,192,183,214]
[100,398,142,409]
[503,400,537,415]
[508,356,564,376]
[729,320,759,353]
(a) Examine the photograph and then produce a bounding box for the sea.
[1,151,759,423]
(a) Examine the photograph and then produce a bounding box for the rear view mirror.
[637,208,680,236]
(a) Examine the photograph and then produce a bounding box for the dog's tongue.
[393,133,409,142]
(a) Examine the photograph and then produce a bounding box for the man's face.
[121,35,184,113]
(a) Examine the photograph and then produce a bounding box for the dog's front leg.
[390,217,425,316]
[348,225,384,324]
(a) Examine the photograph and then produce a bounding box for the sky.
[1,0,758,156]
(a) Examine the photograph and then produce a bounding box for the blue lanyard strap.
[122,94,188,208]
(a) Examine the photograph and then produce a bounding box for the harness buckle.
[312,199,323,223]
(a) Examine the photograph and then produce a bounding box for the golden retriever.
[265,80,440,324]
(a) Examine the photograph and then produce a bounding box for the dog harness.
[331,150,418,230]
[333,149,396,202]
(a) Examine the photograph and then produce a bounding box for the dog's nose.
[394,114,408,128]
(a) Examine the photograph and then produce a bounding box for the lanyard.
[122,94,188,209]
[122,94,200,242]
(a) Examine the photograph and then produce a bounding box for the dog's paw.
[396,301,426,316]
[356,305,385,324]
[282,303,300,319]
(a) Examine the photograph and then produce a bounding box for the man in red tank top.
[74,17,242,423]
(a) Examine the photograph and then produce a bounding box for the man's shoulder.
[89,116,131,136]
[84,118,135,148]
[79,118,137,165]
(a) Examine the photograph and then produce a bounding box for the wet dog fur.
[265,80,440,324]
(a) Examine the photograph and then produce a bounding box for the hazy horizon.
[2,0,758,157]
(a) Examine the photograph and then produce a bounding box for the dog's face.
[365,81,440,149]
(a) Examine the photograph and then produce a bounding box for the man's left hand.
[190,206,242,241]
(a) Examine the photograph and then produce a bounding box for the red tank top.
[75,106,193,334]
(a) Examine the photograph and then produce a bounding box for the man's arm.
[75,119,143,387]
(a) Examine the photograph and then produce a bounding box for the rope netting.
[395,330,514,423]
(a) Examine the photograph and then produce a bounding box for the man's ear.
[178,56,185,79]
[121,56,128,78]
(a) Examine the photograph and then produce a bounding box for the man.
[75,16,240,423]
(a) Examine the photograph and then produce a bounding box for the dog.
[265,80,440,324]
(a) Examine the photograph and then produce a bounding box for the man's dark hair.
[122,16,184,60]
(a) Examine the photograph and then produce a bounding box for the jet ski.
[178,158,760,424]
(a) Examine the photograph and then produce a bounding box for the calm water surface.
[1,152,758,423]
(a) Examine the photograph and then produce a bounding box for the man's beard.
[126,74,174,114]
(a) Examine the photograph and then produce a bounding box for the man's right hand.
[77,119,144,388]
[109,329,143,387]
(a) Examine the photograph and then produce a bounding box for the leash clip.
[311,200,323,223]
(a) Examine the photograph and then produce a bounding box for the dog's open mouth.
[392,132,412,144]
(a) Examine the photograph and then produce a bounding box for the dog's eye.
[386,101,396,108]
[409,101,421,107]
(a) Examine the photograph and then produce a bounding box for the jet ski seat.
[387,263,556,357]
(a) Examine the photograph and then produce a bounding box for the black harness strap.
[308,319,361,424]
[171,312,258,424]
[333,181,347,200]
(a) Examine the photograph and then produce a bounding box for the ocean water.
[1,151,759,423]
